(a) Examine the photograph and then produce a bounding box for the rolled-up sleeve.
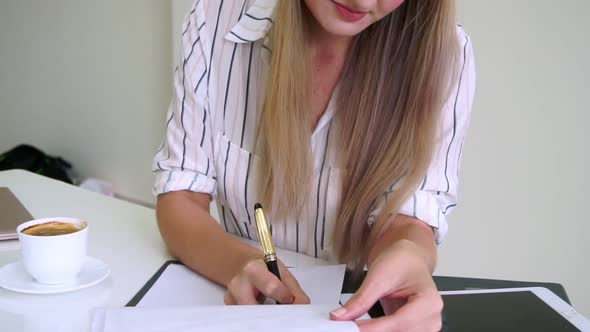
[370,27,476,244]
[152,1,216,197]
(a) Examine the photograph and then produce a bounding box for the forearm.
[367,214,438,273]
[156,191,261,286]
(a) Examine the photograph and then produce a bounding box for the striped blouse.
[152,0,476,261]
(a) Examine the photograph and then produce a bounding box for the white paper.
[138,264,226,306]
[138,264,346,307]
[287,265,346,305]
[92,305,358,332]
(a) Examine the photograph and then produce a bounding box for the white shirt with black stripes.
[152,0,476,260]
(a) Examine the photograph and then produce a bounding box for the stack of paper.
[92,305,358,332]
[91,264,361,331]
[137,264,347,307]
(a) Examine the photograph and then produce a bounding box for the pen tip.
[254,203,263,210]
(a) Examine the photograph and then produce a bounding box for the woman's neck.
[304,15,354,129]
[306,15,353,60]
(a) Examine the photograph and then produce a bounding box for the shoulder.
[184,0,252,40]
[189,0,276,43]
[187,0,247,21]
[451,25,476,116]
[176,0,249,75]
[448,25,476,88]
[197,0,247,21]
[455,25,471,42]
[455,25,475,62]
[438,25,476,126]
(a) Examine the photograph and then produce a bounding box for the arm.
[332,28,476,331]
[153,2,308,305]
[157,191,309,304]
[156,191,261,287]
[151,2,257,287]
[330,217,443,332]
[367,214,437,272]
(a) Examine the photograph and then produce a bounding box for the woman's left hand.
[330,239,443,332]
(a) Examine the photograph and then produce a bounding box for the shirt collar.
[224,0,277,43]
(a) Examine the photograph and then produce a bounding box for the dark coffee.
[22,221,84,236]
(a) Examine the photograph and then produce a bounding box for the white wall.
[0,0,172,204]
[438,0,590,316]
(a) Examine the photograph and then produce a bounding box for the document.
[92,305,358,332]
[137,263,347,307]
[91,263,370,331]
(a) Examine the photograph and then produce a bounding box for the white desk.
[0,170,327,332]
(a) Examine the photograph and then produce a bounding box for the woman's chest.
[201,42,347,257]
[210,128,345,259]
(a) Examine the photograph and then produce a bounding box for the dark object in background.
[0,145,73,184]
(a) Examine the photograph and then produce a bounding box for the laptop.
[0,187,33,240]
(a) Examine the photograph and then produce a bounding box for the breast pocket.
[214,133,261,239]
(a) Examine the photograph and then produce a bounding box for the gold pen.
[253,203,281,281]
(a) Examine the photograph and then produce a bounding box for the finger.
[381,298,406,315]
[330,274,384,321]
[357,293,443,332]
[357,312,442,332]
[223,291,236,305]
[409,312,443,332]
[227,276,258,305]
[280,269,310,304]
[249,268,294,304]
[291,290,311,304]
[255,292,266,304]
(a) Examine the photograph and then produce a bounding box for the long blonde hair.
[258,0,460,269]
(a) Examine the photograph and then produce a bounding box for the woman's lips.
[332,1,368,22]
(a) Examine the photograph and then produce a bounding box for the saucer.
[0,256,110,294]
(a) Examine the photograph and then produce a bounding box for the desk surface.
[0,170,577,331]
[0,170,328,332]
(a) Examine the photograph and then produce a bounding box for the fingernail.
[330,307,347,317]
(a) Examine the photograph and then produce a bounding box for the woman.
[153,0,475,330]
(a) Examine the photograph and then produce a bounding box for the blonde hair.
[258,0,460,269]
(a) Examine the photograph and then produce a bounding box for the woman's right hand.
[224,259,310,305]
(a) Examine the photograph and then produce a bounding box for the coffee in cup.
[21,221,85,237]
[17,217,88,285]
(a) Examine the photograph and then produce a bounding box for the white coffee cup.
[17,217,88,285]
